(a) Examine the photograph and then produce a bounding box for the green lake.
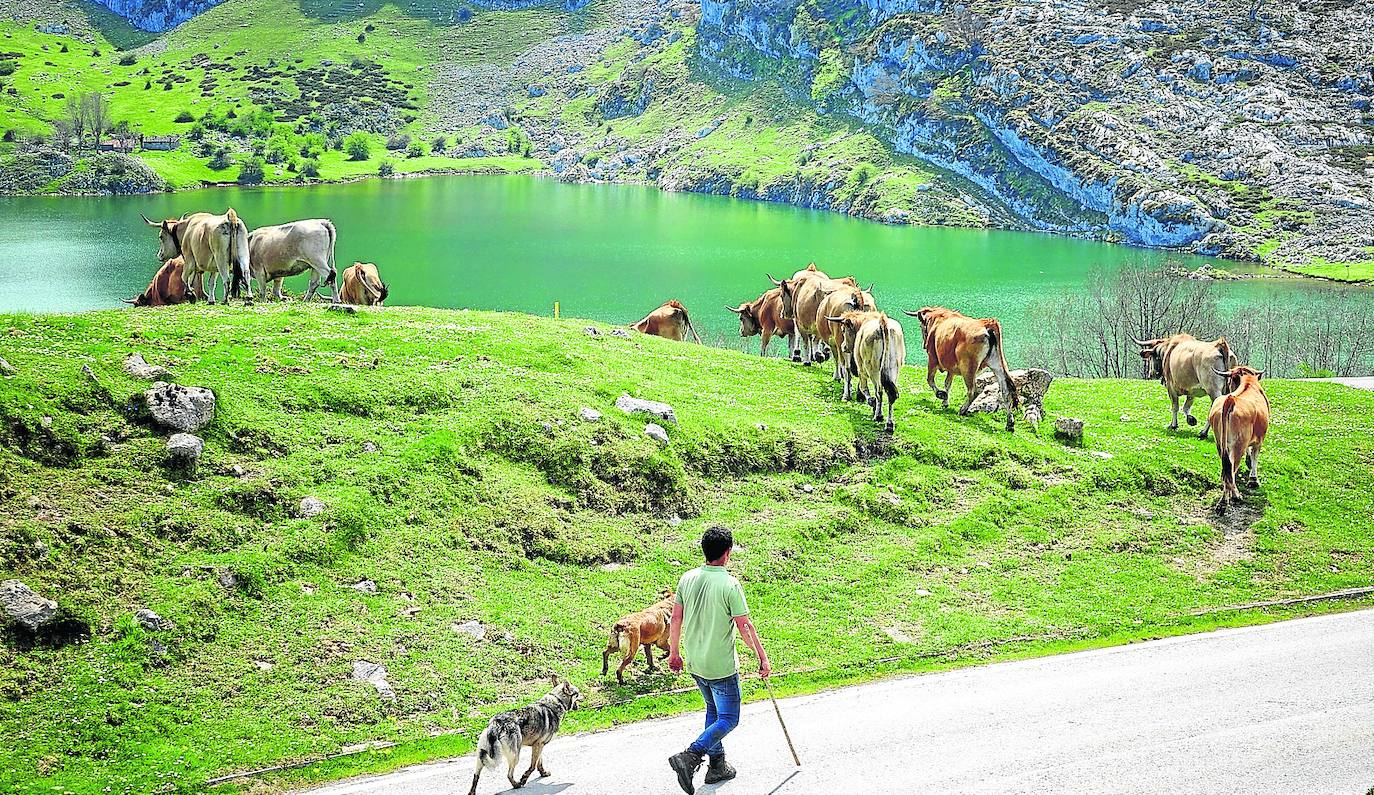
[0,174,1337,361]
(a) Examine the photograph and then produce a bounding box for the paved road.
[296,610,1374,795]
[1306,377,1374,391]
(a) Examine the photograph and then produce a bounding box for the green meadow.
[1,304,1370,793]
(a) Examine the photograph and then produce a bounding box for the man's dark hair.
[701,526,733,562]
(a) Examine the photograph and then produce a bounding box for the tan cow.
[770,274,859,365]
[1134,334,1238,439]
[600,593,675,685]
[904,307,1020,432]
[631,300,702,343]
[764,263,829,360]
[829,310,906,432]
[1207,365,1268,505]
[123,257,196,307]
[726,287,795,357]
[142,210,249,303]
[816,285,876,387]
[340,262,388,306]
[247,218,338,302]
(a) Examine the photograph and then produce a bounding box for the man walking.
[667,526,771,794]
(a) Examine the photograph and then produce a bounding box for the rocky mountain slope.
[697,0,1374,269]
[86,0,225,32]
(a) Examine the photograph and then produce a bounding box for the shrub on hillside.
[385,133,410,151]
[343,131,370,161]
[300,157,320,178]
[406,140,425,158]
[207,147,233,170]
[378,159,395,176]
[174,110,195,123]
[431,135,447,153]
[237,155,266,184]
[118,53,136,66]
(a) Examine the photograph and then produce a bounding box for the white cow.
[143,209,249,304]
[247,219,339,302]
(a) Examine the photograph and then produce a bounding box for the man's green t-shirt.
[675,565,749,681]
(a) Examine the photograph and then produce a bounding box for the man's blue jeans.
[689,673,741,757]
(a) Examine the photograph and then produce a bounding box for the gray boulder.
[616,394,677,424]
[350,579,378,594]
[135,608,170,631]
[137,381,216,433]
[299,496,327,518]
[578,407,602,422]
[1,579,58,632]
[609,328,632,339]
[969,369,1054,424]
[583,326,601,337]
[644,423,670,444]
[351,660,397,701]
[1055,417,1085,442]
[452,620,486,640]
[123,353,171,381]
[165,433,203,475]
[0,356,15,377]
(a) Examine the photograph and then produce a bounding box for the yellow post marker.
[554,301,560,319]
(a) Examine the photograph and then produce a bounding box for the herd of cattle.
[127,207,388,308]
[635,263,1270,506]
[126,209,1269,505]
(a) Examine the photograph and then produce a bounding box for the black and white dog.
[468,677,583,795]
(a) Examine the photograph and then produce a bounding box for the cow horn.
[140,213,159,227]
[1212,368,1231,377]
[1131,337,1153,347]
[725,305,744,313]
[824,315,846,323]
[120,297,137,304]
[901,309,921,317]
[864,283,875,293]
[766,273,783,286]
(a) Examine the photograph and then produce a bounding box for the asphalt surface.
[295,610,1374,795]
[1318,377,1374,391]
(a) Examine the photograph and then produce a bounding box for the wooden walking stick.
[763,677,801,766]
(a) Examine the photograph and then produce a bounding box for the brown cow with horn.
[1207,365,1268,506]
[726,287,795,357]
[631,300,703,343]
[141,210,249,303]
[817,284,876,388]
[123,257,197,307]
[1133,333,1237,439]
[904,306,1019,432]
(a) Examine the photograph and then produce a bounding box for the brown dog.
[602,592,674,685]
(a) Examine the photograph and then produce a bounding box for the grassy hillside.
[1,305,1371,794]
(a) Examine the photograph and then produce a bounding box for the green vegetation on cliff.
[2,305,1371,793]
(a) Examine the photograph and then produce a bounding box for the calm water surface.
[0,175,1331,360]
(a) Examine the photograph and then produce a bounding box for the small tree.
[431,135,447,153]
[378,159,395,176]
[406,139,426,158]
[343,131,371,161]
[300,157,321,178]
[207,147,233,170]
[237,155,266,184]
[174,110,195,123]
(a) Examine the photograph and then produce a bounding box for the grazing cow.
[1134,334,1238,439]
[1206,365,1268,505]
[247,218,339,302]
[631,300,702,343]
[142,210,249,303]
[764,263,829,360]
[769,274,859,365]
[600,593,675,685]
[816,286,876,388]
[340,262,389,306]
[726,287,795,357]
[828,311,905,432]
[904,307,1019,431]
[123,257,196,307]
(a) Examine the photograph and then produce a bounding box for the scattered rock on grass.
[0,357,14,377]
[644,423,669,444]
[583,326,601,337]
[616,394,677,424]
[578,407,602,422]
[350,579,378,594]
[165,433,203,476]
[351,660,396,701]
[452,620,486,640]
[299,496,327,517]
[123,353,171,381]
[0,580,58,632]
[883,626,914,644]
[135,608,170,631]
[136,382,216,433]
[1055,417,1085,442]
[326,304,358,314]
[609,328,631,339]
[970,368,1054,423]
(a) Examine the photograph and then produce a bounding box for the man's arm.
[733,615,771,678]
[667,601,685,673]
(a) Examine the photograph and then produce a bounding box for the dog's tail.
[476,724,500,770]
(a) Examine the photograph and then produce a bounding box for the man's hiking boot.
[704,755,737,784]
[668,749,704,794]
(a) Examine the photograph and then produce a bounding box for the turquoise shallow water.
[0,174,1329,360]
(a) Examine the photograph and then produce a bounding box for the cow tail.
[988,321,1019,409]
[684,309,703,345]
[226,208,247,299]
[325,220,338,285]
[879,317,899,406]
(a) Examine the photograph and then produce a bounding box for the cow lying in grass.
[632,301,702,343]
[602,592,675,685]
[123,257,196,307]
